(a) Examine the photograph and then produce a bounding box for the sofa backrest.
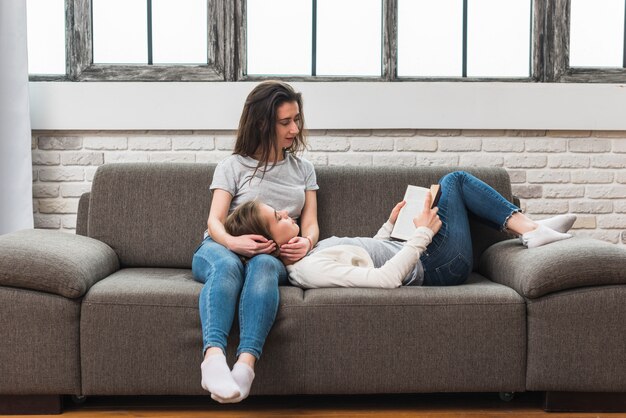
[87,163,213,268]
[315,166,515,271]
[83,163,514,269]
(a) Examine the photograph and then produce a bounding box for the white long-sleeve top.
[286,221,434,289]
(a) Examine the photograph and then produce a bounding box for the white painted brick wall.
[30,130,626,246]
[395,137,438,152]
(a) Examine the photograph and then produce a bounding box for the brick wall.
[31,129,626,246]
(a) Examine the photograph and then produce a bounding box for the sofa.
[1,162,625,414]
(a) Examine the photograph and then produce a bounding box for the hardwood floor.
[8,392,624,418]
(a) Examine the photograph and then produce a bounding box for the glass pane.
[93,0,148,64]
[152,0,207,64]
[397,0,463,77]
[27,0,66,75]
[316,0,382,76]
[570,0,625,67]
[247,0,312,76]
[467,0,531,77]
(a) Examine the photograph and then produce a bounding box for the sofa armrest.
[0,229,119,298]
[479,237,626,299]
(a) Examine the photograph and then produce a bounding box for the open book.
[390,184,442,241]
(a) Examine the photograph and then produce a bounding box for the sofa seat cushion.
[299,273,527,394]
[80,268,306,395]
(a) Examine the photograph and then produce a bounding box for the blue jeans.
[420,171,519,286]
[192,238,288,359]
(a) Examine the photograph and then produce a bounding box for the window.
[246,0,382,78]
[397,0,532,78]
[92,0,208,65]
[29,0,225,81]
[569,0,625,68]
[546,0,626,82]
[27,0,66,77]
[26,0,626,82]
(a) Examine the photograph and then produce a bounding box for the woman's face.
[259,203,300,246]
[274,101,300,150]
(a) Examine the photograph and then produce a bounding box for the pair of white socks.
[201,353,255,403]
[521,214,576,249]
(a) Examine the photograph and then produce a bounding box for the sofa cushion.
[87,163,213,268]
[0,229,119,298]
[80,268,306,395]
[301,273,527,394]
[479,237,626,298]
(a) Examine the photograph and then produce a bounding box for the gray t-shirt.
[210,153,319,219]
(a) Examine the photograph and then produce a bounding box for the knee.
[440,170,470,187]
[246,255,284,286]
[248,254,282,271]
[192,250,244,283]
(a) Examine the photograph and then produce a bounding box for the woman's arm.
[208,189,276,257]
[288,227,434,289]
[279,190,319,263]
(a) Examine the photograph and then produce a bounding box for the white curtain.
[0,1,34,234]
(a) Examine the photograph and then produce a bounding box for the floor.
[8,392,625,418]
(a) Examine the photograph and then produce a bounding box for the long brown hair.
[234,81,307,177]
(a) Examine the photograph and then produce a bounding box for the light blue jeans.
[420,171,520,286]
[192,238,288,359]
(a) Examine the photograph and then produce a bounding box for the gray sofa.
[1,163,625,414]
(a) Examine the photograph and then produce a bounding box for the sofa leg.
[0,395,62,415]
[544,391,626,412]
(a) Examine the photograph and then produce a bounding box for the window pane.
[397,0,463,77]
[467,0,531,77]
[27,0,66,75]
[570,0,625,67]
[247,0,312,76]
[93,0,148,64]
[152,0,207,64]
[316,0,382,76]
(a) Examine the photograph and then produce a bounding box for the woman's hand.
[413,192,442,235]
[226,235,276,258]
[279,236,311,263]
[388,200,406,225]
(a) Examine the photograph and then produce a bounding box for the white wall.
[29,82,626,131]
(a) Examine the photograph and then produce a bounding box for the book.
[390,184,442,241]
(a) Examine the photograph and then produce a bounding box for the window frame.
[28,0,626,83]
[238,0,543,82]
[30,0,230,82]
[546,0,626,82]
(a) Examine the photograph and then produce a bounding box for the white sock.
[200,353,240,401]
[521,224,572,249]
[210,362,255,404]
[536,214,577,233]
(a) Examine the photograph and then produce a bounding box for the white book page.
[390,185,429,241]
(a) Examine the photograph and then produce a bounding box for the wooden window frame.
[239,0,544,82]
[544,0,626,82]
[29,0,626,83]
[31,0,232,82]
